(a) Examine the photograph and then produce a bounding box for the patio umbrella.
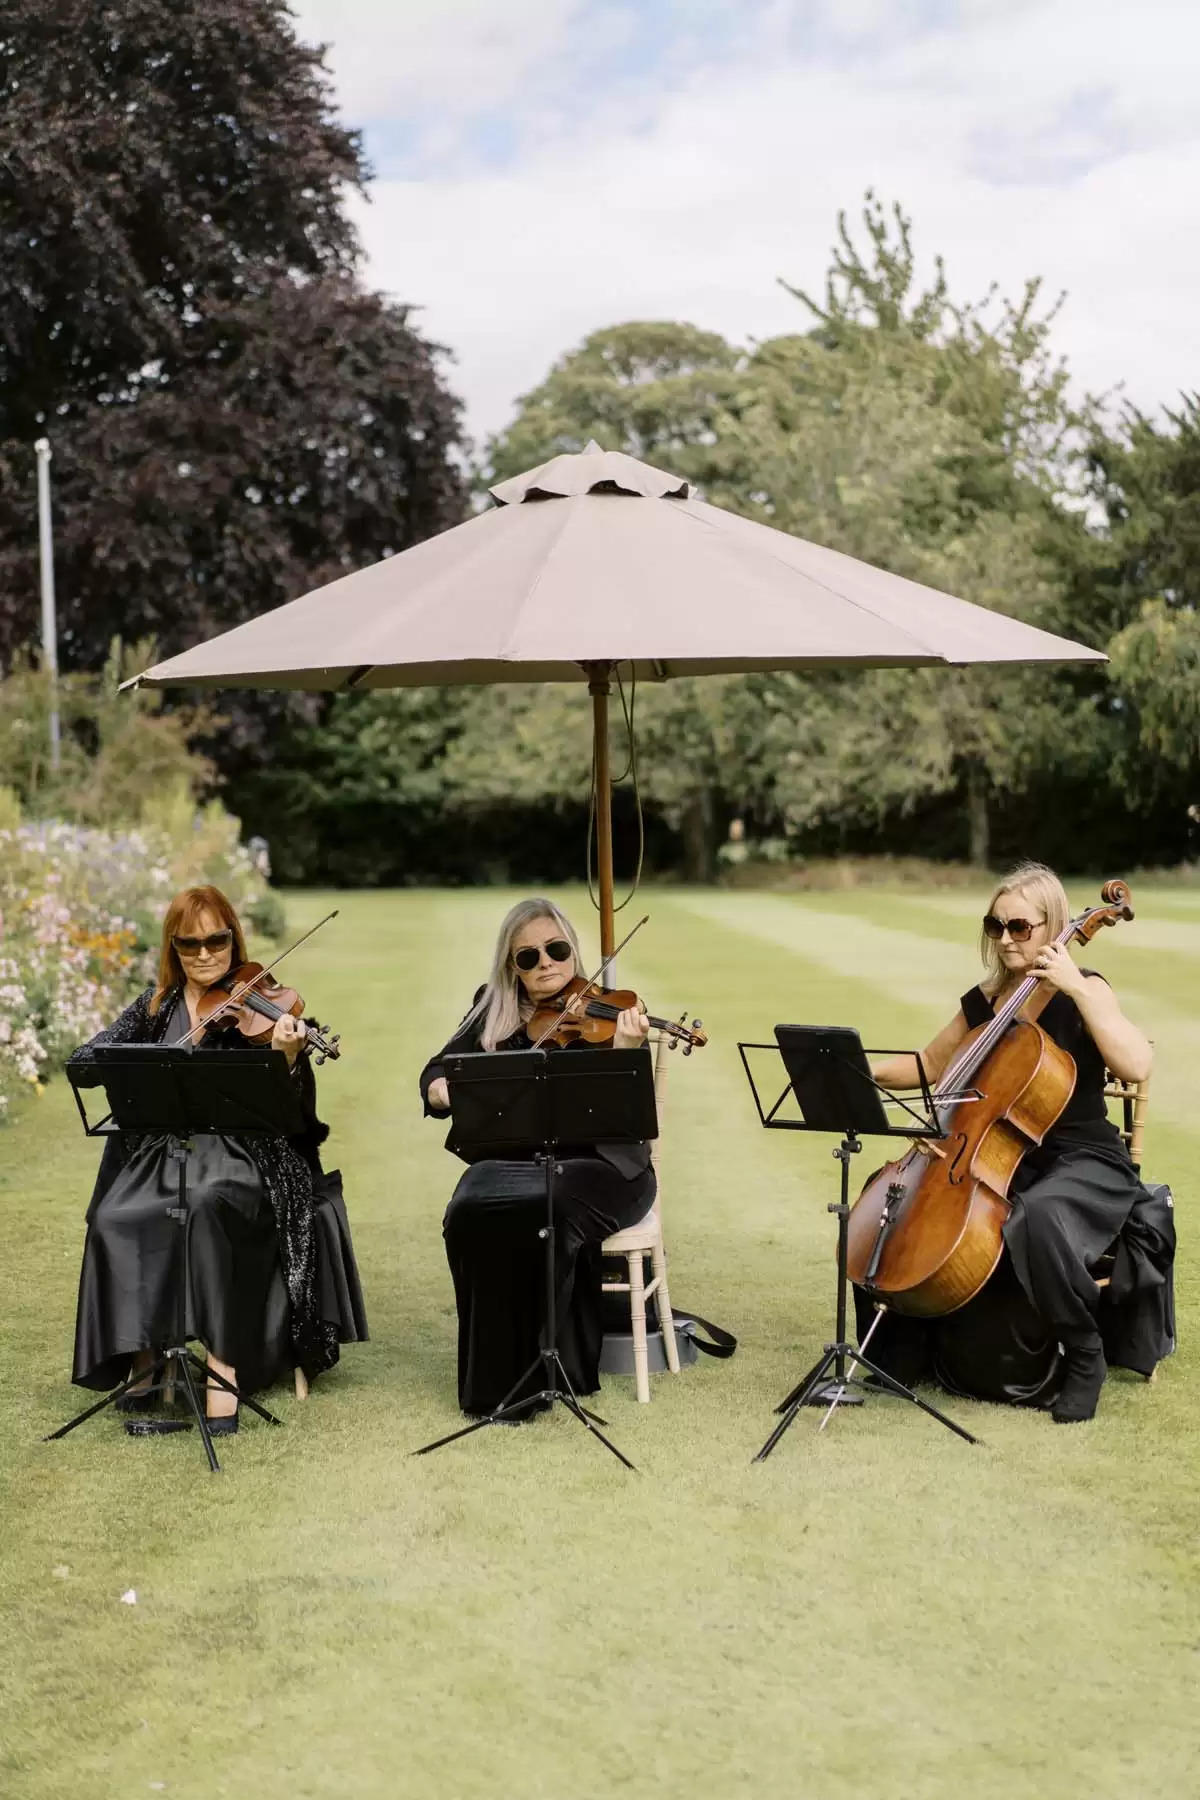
[128,442,1106,960]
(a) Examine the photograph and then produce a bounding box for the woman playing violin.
[866,861,1153,1423]
[420,898,654,1418]
[70,885,353,1431]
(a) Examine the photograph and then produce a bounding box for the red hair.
[152,886,247,1015]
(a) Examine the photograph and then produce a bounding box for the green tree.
[0,639,216,824]
[484,321,745,494]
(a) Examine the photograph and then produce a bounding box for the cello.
[845,880,1134,1317]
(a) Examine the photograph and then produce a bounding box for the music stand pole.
[413,1047,654,1469]
[413,1150,635,1467]
[738,1034,980,1460]
[753,1121,979,1458]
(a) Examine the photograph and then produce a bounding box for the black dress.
[420,997,656,1416]
[855,974,1154,1404]
[71,986,366,1394]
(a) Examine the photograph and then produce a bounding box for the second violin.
[528,974,707,1054]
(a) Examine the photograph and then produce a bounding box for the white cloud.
[293,0,585,120]
[297,0,1200,446]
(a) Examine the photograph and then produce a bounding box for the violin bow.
[529,914,650,1050]
[176,909,340,1048]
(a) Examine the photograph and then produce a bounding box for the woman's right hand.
[427,1077,450,1112]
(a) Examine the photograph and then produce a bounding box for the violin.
[174,911,343,1066]
[196,962,342,1065]
[528,974,707,1054]
[845,879,1133,1317]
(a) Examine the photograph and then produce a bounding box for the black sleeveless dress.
[421,998,655,1416]
[854,974,1145,1405]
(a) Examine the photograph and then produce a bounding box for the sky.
[291,0,1200,452]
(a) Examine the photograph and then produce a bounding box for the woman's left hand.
[1031,943,1086,999]
[271,1014,308,1066]
[612,1004,651,1051]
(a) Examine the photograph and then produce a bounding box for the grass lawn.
[1,883,1196,1800]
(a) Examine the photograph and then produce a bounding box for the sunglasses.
[513,939,573,972]
[173,930,234,956]
[982,914,1046,943]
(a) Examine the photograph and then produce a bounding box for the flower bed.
[0,809,284,1118]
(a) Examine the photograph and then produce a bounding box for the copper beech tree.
[0,0,466,673]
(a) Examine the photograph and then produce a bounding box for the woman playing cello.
[420,898,655,1419]
[864,862,1153,1423]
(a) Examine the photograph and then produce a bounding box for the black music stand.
[413,1046,657,1470]
[49,1045,301,1472]
[738,1026,979,1459]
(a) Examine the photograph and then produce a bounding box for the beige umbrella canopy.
[130,442,1105,956]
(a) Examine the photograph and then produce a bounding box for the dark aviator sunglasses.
[172,930,234,955]
[982,914,1046,943]
[513,939,573,972]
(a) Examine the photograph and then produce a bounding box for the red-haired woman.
[70,886,364,1433]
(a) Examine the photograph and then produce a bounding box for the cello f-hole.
[946,1133,969,1185]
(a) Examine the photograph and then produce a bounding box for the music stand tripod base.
[412,1048,656,1472]
[53,1049,294,1472]
[737,1030,980,1459]
[413,1150,636,1471]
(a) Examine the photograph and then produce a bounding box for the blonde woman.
[866,861,1153,1424]
[420,898,653,1418]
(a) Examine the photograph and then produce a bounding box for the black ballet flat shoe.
[124,1417,193,1437]
[203,1411,238,1437]
[1051,1339,1107,1424]
[115,1388,158,1414]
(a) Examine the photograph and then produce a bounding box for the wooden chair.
[1091,1068,1152,1291]
[600,1031,682,1403]
[1102,1068,1150,1169]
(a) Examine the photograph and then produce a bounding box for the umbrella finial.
[490,443,690,505]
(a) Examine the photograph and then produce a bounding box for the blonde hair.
[466,898,584,1051]
[979,861,1071,994]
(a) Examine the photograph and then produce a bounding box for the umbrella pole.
[587,663,615,972]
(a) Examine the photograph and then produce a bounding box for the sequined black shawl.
[70,985,338,1379]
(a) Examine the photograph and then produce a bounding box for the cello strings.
[935,907,1096,1102]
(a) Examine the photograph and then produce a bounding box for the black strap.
[673,1310,737,1358]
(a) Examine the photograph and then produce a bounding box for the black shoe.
[115,1388,158,1414]
[1051,1338,1106,1424]
[204,1411,238,1436]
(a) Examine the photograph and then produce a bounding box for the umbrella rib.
[493,500,580,664]
[676,502,1011,660]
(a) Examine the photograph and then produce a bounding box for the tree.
[1088,398,1200,795]
[484,321,746,497]
[479,200,1104,871]
[0,0,466,672]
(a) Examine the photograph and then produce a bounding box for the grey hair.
[466,898,584,1051]
[979,860,1071,993]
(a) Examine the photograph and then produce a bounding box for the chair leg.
[294,1367,309,1401]
[163,1352,177,1409]
[652,1240,681,1375]
[628,1251,650,1404]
